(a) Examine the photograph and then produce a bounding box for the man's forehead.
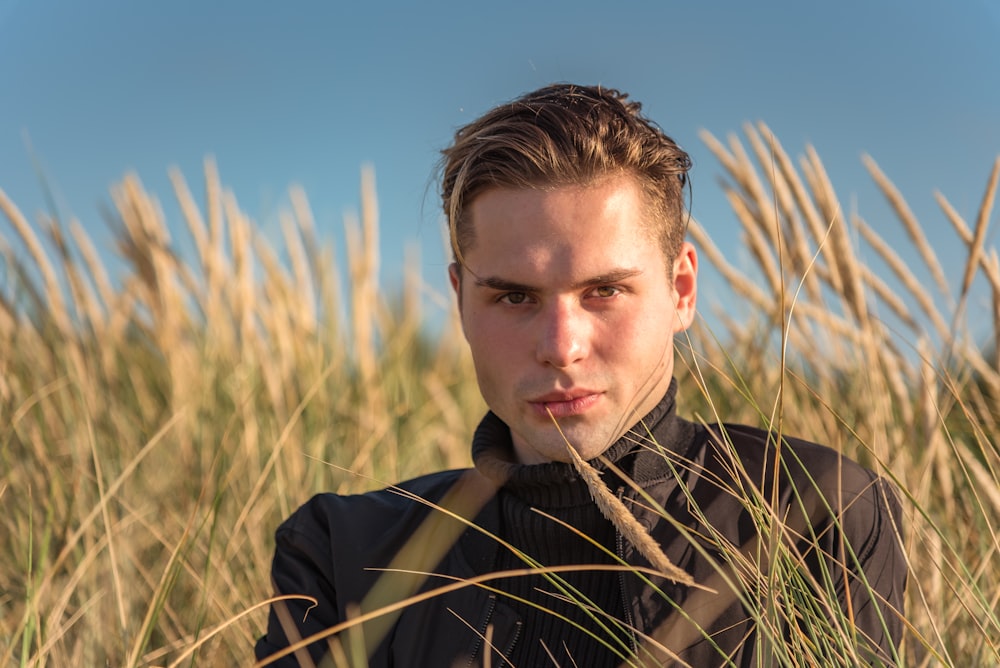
[460,196,667,287]
[464,179,661,254]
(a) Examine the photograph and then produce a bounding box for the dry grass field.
[1,126,998,666]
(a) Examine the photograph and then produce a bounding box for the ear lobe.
[671,242,698,333]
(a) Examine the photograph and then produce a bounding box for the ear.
[670,242,697,333]
[448,262,463,314]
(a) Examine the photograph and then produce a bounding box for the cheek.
[464,313,514,369]
[598,302,672,358]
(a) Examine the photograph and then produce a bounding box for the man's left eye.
[593,286,619,298]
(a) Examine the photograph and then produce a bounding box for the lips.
[528,390,603,419]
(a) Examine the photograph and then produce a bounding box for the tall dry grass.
[683,123,999,666]
[1,126,997,665]
[0,163,483,665]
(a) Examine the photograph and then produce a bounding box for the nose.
[535,299,590,368]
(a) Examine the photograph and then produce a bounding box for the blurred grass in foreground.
[1,127,997,666]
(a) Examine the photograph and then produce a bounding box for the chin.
[575,444,614,462]
[562,422,617,452]
[550,434,612,462]
[513,419,617,464]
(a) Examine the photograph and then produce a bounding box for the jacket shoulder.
[278,468,470,545]
[702,422,903,559]
[689,423,906,662]
[256,468,475,665]
[705,422,879,493]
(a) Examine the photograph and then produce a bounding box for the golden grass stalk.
[957,157,999,300]
[936,191,1000,291]
[854,214,950,341]
[686,219,771,310]
[551,411,693,586]
[804,146,870,324]
[744,123,817,295]
[863,154,951,301]
[0,186,70,334]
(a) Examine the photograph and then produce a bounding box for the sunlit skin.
[449,175,698,464]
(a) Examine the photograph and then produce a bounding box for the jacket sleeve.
[805,470,907,666]
[843,475,907,665]
[255,499,342,667]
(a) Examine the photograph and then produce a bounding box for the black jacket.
[256,388,906,666]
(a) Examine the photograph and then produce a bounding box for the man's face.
[449,175,698,464]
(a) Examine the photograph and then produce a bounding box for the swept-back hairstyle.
[440,83,692,266]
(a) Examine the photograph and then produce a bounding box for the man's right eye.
[499,292,529,305]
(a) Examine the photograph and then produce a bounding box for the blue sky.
[1,0,999,328]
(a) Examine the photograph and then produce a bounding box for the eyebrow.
[473,268,643,292]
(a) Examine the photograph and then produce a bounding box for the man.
[255,84,906,667]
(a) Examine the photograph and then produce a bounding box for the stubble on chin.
[517,419,619,464]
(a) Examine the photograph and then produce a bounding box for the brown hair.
[440,83,692,265]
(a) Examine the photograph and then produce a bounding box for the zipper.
[498,619,523,667]
[616,486,640,658]
[465,592,498,668]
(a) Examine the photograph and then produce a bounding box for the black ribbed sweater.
[471,382,692,666]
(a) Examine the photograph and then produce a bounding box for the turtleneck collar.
[471,379,694,507]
